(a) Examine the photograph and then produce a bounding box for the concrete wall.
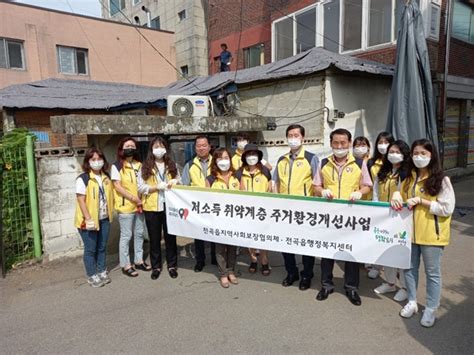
[0,2,176,88]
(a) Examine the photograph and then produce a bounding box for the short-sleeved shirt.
[220,50,232,64]
[76,173,108,220]
[111,161,141,181]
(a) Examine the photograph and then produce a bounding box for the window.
[274,17,294,61]
[57,46,88,75]
[151,16,160,29]
[244,44,264,68]
[452,0,474,44]
[109,0,125,16]
[180,65,189,77]
[0,38,25,70]
[368,0,392,47]
[132,0,141,5]
[178,10,186,21]
[323,1,340,53]
[342,0,363,50]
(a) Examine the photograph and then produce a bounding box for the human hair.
[370,131,395,162]
[286,124,305,137]
[117,136,140,162]
[220,43,228,49]
[377,140,411,183]
[353,136,371,148]
[82,147,109,174]
[194,135,210,146]
[236,133,250,142]
[406,138,444,196]
[330,128,352,142]
[210,147,234,177]
[141,136,178,181]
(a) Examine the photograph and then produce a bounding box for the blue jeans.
[118,212,145,267]
[404,244,444,309]
[79,219,110,277]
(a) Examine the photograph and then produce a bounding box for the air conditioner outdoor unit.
[167,95,210,118]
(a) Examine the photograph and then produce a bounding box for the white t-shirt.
[111,162,140,181]
[76,174,108,220]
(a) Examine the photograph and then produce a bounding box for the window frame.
[452,0,474,44]
[57,45,89,76]
[244,44,265,68]
[109,0,126,16]
[0,38,26,70]
[132,0,141,6]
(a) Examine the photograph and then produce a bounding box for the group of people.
[75,124,455,328]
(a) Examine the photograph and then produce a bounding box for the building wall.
[0,2,176,88]
[101,0,208,77]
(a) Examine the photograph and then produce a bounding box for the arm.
[372,177,379,202]
[312,164,325,197]
[77,194,91,220]
[181,163,191,186]
[271,168,279,193]
[205,179,211,188]
[428,177,456,217]
[113,180,142,206]
[137,171,158,195]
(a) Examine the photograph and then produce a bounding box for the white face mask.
[217,159,231,172]
[387,153,404,164]
[246,155,259,166]
[377,143,389,155]
[353,146,368,158]
[333,148,349,158]
[413,155,431,168]
[237,140,248,151]
[153,147,166,159]
[288,138,302,149]
[90,160,104,171]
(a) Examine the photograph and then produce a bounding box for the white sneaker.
[374,283,397,294]
[98,271,111,284]
[87,274,104,288]
[420,307,436,327]
[393,288,408,302]
[400,301,418,318]
[368,268,380,279]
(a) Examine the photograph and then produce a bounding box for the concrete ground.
[1,177,473,354]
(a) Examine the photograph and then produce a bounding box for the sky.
[14,0,102,17]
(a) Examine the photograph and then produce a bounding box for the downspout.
[26,135,42,258]
[142,6,151,28]
[441,0,453,160]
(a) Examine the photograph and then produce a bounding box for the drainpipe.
[441,0,453,158]
[26,135,42,258]
[142,6,151,28]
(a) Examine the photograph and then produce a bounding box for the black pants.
[321,258,360,291]
[282,253,315,279]
[195,240,216,264]
[144,211,177,270]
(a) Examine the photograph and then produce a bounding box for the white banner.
[166,186,412,269]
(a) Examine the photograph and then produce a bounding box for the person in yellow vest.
[372,140,411,302]
[232,133,273,172]
[205,147,241,288]
[313,128,372,306]
[366,131,395,279]
[75,147,114,288]
[235,143,272,276]
[352,136,371,161]
[181,135,217,272]
[111,137,149,277]
[396,139,455,328]
[138,136,180,280]
[274,124,319,291]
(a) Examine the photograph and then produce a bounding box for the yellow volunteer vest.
[113,160,141,214]
[236,166,271,192]
[320,154,363,200]
[402,172,452,246]
[141,168,174,212]
[276,148,314,196]
[377,171,402,202]
[74,172,114,230]
[232,150,243,171]
[366,158,383,200]
[207,174,240,191]
[187,156,212,188]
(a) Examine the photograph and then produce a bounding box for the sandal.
[122,267,139,277]
[220,277,230,288]
[261,264,271,276]
[228,274,239,285]
[248,262,258,274]
[135,262,151,271]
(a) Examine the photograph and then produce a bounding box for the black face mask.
[123,148,136,157]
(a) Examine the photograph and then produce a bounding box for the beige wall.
[0,2,176,88]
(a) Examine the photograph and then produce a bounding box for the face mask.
[246,155,259,166]
[237,141,248,150]
[288,138,302,149]
[333,148,349,158]
[353,146,368,158]
[387,153,404,164]
[123,148,136,157]
[90,160,104,171]
[413,155,431,168]
[377,143,389,155]
[217,159,231,172]
[153,147,166,159]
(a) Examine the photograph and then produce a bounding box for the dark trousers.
[215,243,237,277]
[144,210,177,270]
[282,253,315,279]
[321,258,360,291]
[195,240,216,264]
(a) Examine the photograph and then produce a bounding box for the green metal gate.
[0,129,41,276]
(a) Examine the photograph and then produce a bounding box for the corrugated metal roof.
[0,47,394,110]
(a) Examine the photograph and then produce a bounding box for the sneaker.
[98,271,111,285]
[393,288,408,302]
[420,307,436,328]
[87,274,104,288]
[368,268,380,279]
[374,283,397,294]
[399,301,418,318]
